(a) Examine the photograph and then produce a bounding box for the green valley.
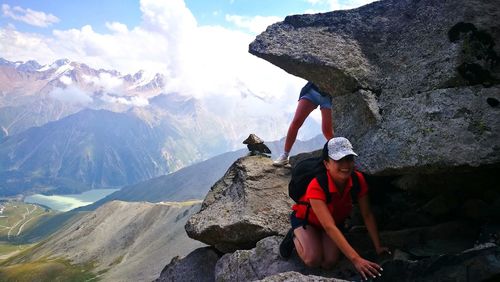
[0,201,55,261]
[0,258,96,282]
[0,201,53,240]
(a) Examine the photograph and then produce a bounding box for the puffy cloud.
[0,26,59,63]
[49,86,93,105]
[2,4,59,27]
[224,15,282,34]
[59,75,73,85]
[105,22,129,33]
[83,73,124,94]
[101,94,149,107]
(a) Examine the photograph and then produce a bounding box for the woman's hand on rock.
[351,256,383,280]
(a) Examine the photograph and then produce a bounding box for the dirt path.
[7,204,37,238]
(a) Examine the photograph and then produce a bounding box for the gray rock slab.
[249,0,500,175]
[333,87,500,174]
[214,236,359,282]
[214,227,496,282]
[185,156,294,253]
[378,244,500,282]
[155,247,220,282]
[257,271,350,282]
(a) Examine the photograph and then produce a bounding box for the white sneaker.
[273,153,289,167]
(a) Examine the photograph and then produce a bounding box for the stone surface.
[257,271,350,282]
[185,156,294,253]
[214,236,359,282]
[378,244,500,282]
[155,247,220,282]
[213,226,492,282]
[249,0,500,175]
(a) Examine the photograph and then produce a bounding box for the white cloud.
[59,75,73,85]
[105,22,129,33]
[83,73,124,94]
[225,15,282,34]
[101,94,149,107]
[49,86,93,105]
[304,0,376,11]
[0,26,59,63]
[2,4,59,27]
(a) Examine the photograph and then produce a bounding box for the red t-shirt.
[292,170,369,228]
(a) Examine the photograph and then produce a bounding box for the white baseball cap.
[327,137,358,160]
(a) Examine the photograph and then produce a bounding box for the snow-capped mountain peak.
[36,58,71,72]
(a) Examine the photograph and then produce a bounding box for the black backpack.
[288,142,362,206]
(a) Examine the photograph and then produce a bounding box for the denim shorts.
[290,211,346,232]
[299,87,332,109]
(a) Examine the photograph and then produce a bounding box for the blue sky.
[1,0,142,34]
[1,0,372,35]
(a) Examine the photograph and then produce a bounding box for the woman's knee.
[321,254,340,269]
[301,252,322,268]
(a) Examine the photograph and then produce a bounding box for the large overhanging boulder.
[249,0,500,175]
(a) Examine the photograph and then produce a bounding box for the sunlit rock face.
[249,0,500,176]
[185,156,292,253]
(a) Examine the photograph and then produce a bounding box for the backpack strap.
[298,170,329,229]
[316,171,331,203]
[350,171,361,204]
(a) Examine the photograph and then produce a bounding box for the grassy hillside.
[1,200,205,282]
[0,201,83,263]
[0,258,96,282]
[0,201,53,241]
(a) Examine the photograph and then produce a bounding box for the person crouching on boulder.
[280,137,389,280]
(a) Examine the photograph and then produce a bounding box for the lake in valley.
[24,189,120,212]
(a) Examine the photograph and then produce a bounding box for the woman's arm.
[310,199,382,280]
[358,195,389,255]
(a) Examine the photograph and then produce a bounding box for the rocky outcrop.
[249,0,500,175]
[185,156,293,253]
[157,0,500,281]
[154,155,500,281]
[215,237,500,282]
[214,236,352,281]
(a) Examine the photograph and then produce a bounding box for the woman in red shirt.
[281,137,389,280]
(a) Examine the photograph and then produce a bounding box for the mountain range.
[0,57,320,196]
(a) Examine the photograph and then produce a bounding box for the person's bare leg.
[293,225,323,267]
[320,229,341,269]
[320,107,334,140]
[284,99,317,153]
